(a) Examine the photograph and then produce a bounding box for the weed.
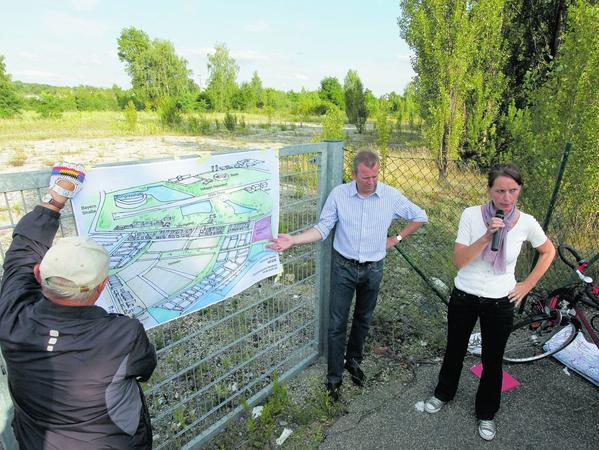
[238,374,293,448]
[8,148,27,167]
[174,406,185,425]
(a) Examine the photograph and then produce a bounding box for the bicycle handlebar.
[558,244,593,283]
[558,244,584,269]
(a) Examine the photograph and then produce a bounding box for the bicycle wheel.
[503,314,580,363]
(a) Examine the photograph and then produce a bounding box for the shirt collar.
[349,180,382,198]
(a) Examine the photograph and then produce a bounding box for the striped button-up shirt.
[313,181,428,262]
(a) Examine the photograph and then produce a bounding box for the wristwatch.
[396,234,403,242]
[42,193,66,209]
[50,183,76,198]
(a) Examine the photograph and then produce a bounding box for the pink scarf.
[481,201,518,274]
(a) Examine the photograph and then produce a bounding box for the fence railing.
[0,141,344,449]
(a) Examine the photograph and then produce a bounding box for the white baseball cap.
[40,236,109,293]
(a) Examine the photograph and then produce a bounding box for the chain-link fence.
[0,142,343,449]
[344,146,599,305]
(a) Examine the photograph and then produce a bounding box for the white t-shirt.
[454,206,547,298]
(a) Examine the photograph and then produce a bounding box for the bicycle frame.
[544,245,599,348]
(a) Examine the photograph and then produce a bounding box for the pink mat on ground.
[469,363,521,392]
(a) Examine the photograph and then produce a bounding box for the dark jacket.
[0,206,156,449]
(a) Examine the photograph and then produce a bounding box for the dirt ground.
[0,132,308,175]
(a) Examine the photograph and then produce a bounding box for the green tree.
[250,71,263,107]
[0,55,22,118]
[117,27,192,108]
[505,0,599,221]
[403,82,419,130]
[318,76,345,110]
[33,92,64,118]
[205,43,239,112]
[320,105,345,140]
[502,0,575,110]
[343,69,368,133]
[399,0,507,178]
[232,82,255,110]
[364,89,378,119]
[461,0,507,165]
[293,89,320,126]
[376,101,392,173]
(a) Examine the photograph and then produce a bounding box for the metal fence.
[1,140,595,447]
[0,141,344,449]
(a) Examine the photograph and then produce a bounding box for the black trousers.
[434,288,514,420]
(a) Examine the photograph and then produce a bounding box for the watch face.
[42,193,52,203]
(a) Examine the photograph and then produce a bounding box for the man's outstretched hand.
[267,234,295,252]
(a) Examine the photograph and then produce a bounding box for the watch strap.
[43,194,66,209]
[50,183,75,198]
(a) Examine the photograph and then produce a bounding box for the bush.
[187,114,211,135]
[320,105,345,140]
[33,93,64,118]
[224,111,237,131]
[157,97,182,128]
[124,100,137,131]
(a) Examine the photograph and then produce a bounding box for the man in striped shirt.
[268,150,428,400]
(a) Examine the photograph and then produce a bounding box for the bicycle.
[502,244,599,363]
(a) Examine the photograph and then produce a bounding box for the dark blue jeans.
[434,288,514,420]
[327,251,384,384]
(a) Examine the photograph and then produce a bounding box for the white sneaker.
[478,419,496,441]
[424,396,446,413]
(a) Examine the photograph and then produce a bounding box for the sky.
[0,0,415,96]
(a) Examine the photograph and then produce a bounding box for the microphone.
[491,209,505,252]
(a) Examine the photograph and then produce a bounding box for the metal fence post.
[316,141,344,356]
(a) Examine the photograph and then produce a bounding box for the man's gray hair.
[41,276,98,304]
[352,150,380,173]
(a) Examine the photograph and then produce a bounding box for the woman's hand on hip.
[508,281,533,306]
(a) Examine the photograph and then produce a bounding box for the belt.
[337,252,377,266]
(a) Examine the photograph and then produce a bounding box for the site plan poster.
[72,150,281,330]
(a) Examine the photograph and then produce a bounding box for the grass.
[0,110,323,144]
[208,374,342,450]
[0,110,162,143]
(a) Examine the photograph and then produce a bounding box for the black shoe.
[344,359,364,386]
[326,382,341,402]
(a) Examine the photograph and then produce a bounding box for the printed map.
[72,150,280,329]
